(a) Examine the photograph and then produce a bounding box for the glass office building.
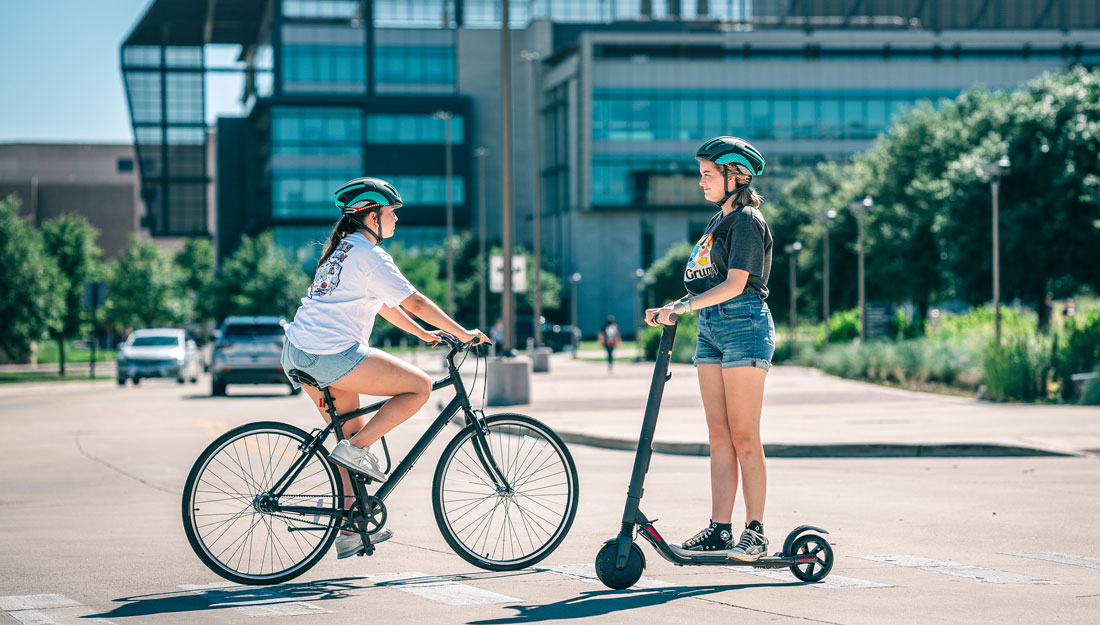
[122,0,1100,333]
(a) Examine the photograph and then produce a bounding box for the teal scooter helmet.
[695,137,766,208]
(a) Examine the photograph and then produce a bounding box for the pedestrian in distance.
[646,136,776,562]
[598,315,621,371]
[280,177,490,559]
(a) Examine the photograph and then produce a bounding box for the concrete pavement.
[470,352,1100,458]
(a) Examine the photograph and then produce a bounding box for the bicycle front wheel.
[182,421,343,585]
[433,414,579,571]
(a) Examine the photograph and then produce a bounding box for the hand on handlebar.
[418,329,449,347]
[645,303,682,327]
[458,328,491,346]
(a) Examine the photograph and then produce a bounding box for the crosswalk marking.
[178,582,331,616]
[360,572,520,606]
[539,563,672,588]
[723,567,893,588]
[0,597,80,612]
[1005,552,1100,571]
[0,595,115,625]
[852,554,1056,584]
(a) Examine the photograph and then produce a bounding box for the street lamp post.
[784,241,802,359]
[520,50,544,347]
[632,267,645,361]
[979,155,1011,345]
[820,209,837,344]
[432,110,455,317]
[475,147,488,331]
[848,195,874,342]
[569,272,582,358]
[500,0,515,351]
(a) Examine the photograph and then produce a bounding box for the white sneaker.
[328,440,387,481]
[334,529,393,559]
[727,528,769,562]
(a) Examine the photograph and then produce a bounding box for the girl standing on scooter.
[645,137,775,561]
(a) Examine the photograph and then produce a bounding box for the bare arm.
[400,292,488,343]
[377,303,431,342]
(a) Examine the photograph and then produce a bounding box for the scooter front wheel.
[788,534,833,582]
[595,542,645,589]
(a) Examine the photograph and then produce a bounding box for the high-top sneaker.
[680,521,734,552]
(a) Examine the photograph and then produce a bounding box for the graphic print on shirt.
[309,241,354,298]
[685,232,718,281]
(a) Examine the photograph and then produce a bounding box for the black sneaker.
[727,527,769,561]
[680,521,733,552]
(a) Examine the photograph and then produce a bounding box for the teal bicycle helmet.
[334,177,402,244]
[696,137,766,208]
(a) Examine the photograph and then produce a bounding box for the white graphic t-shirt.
[285,232,418,354]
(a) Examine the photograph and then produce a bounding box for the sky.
[0,0,244,144]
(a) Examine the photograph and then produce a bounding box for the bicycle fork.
[468,409,513,494]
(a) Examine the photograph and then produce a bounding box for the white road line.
[723,567,893,589]
[360,572,521,606]
[1005,552,1100,571]
[179,582,331,616]
[0,597,79,612]
[538,564,673,588]
[0,595,114,625]
[852,554,1056,584]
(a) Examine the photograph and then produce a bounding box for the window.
[117,158,134,173]
[366,114,465,144]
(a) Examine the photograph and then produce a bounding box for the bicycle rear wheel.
[432,414,579,571]
[182,421,343,585]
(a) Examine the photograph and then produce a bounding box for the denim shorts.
[694,293,776,370]
[281,340,370,389]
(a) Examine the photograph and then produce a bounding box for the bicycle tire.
[432,413,579,571]
[182,421,343,585]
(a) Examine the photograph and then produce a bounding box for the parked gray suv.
[210,316,297,396]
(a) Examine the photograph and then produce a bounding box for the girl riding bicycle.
[646,137,776,562]
[281,177,490,558]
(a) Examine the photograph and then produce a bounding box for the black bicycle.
[182,335,580,585]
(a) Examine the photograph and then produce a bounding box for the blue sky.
[0,0,243,143]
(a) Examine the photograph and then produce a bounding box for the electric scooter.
[594,314,834,589]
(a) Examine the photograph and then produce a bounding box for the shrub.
[815,308,860,349]
[1079,367,1100,406]
[1054,309,1100,400]
[982,334,1051,402]
[641,313,698,364]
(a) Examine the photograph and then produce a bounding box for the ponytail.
[729,170,765,209]
[317,215,358,270]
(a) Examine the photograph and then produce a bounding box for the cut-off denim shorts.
[281,339,370,390]
[693,293,776,371]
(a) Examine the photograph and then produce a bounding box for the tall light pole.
[820,209,837,344]
[475,147,488,331]
[848,195,873,342]
[784,241,802,359]
[500,0,515,352]
[632,267,645,361]
[432,109,455,316]
[520,49,543,346]
[979,155,1011,345]
[569,272,582,358]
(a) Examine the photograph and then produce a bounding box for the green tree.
[215,232,309,321]
[933,68,1100,329]
[103,235,185,330]
[174,237,216,330]
[0,195,63,362]
[41,214,103,375]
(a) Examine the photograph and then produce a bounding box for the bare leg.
[328,349,433,448]
[721,366,768,526]
[697,363,736,524]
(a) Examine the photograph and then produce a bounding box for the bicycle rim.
[183,423,341,584]
[434,415,578,570]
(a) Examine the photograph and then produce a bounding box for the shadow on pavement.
[86,571,542,620]
[468,582,801,624]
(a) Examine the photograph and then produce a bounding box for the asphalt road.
[1,373,1098,625]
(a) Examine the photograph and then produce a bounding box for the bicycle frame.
[267,342,510,524]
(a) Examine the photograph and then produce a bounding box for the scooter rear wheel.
[788,534,833,582]
[595,542,645,589]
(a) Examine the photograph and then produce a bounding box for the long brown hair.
[317,215,360,270]
[728,169,765,209]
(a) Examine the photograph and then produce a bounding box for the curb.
[556,432,1077,458]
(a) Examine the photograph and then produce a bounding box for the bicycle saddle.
[286,369,323,389]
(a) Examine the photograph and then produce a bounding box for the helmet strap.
[715,165,750,209]
[348,212,383,246]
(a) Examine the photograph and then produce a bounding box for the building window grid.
[375,45,455,88]
[282,43,366,90]
[365,114,465,144]
[592,89,957,142]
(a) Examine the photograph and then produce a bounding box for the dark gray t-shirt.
[683,207,773,299]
